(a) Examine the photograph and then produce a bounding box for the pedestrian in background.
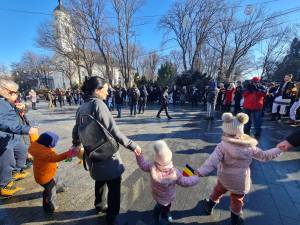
[115,87,124,118]
[28,89,37,110]
[139,85,148,114]
[206,80,219,120]
[242,77,267,139]
[157,86,172,119]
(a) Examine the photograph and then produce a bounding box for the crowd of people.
[1,75,300,225]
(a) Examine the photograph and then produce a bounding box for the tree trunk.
[77,65,82,85]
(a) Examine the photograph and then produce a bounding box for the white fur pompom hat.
[222,112,249,136]
[153,140,172,166]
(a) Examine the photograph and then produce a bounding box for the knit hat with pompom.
[222,112,249,136]
[153,140,172,166]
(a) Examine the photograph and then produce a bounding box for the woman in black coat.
[72,76,141,225]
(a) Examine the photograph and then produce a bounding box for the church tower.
[54,0,74,52]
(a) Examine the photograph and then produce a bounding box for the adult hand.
[277,140,293,152]
[29,127,38,135]
[134,146,142,156]
[15,103,26,111]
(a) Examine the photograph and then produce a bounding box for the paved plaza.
[1,102,300,225]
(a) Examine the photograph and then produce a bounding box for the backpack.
[78,100,119,170]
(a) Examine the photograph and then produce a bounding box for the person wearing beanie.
[242,77,267,138]
[29,131,78,214]
[195,112,287,225]
[134,140,199,225]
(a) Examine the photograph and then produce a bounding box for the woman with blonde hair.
[0,79,38,198]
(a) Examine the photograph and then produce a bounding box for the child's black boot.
[158,213,173,225]
[204,198,217,215]
[153,203,161,221]
[230,211,244,225]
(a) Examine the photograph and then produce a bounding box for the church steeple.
[54,0,66,12]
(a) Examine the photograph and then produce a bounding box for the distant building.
[50,0,130,89]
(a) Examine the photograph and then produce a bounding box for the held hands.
[134,146,142,156]
[194,170,203,177]
[276,140,293,152]
[66,147,79,158]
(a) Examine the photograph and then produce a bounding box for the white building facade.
[50,0,126,89]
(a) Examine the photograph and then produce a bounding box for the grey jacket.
[207,88,219,104]
[72,97,137,181]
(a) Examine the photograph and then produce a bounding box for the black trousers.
[41,179,56,214]
[158,203,171,217]
[95,177,121,221]
[157,105,171,118]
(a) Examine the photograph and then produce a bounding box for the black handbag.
[78,101,119,169]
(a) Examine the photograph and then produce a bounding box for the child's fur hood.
[221,134,258,147]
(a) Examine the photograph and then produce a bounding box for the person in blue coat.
[0,79,38,198]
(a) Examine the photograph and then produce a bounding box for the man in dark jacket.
[243,77,267,138]
[271,74,295,120]
[156,86,172,119]
[234,81,243,115]
[138,85,148,114]
[0,79,38,198]
[129,85,140,116]
[115,87,123,118]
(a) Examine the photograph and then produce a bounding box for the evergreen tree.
[157,62,177,86]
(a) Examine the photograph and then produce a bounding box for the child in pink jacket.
[135,140,199,225]
[195,112,286,225]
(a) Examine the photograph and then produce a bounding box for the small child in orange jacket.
[29,131,78,214]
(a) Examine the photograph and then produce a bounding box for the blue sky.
[0,0,299,69]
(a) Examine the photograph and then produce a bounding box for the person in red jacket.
[243,77,267,138]
[224,83,236,112]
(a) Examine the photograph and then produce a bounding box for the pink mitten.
[66,148,78,158]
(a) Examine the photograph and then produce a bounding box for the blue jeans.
[130,104,137,115]
[244,109,262,136]
[116,104,122,118]
[0,141,28,187]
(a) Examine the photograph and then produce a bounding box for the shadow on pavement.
[1,191,42,205]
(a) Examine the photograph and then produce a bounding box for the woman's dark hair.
[81,76,106,97]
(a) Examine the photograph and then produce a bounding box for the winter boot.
[0,181,23,199]
[12,170,30,181]
[270,113,277,121]
[277,113,282,121]
[153,204,161,221]
[204,198,217,215]
[158,213,173,225]
[230,211,244,225]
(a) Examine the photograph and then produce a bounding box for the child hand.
[134,146,142,156]
[194,170,203,177]
[277,140,293,152]
[66,147,79,158]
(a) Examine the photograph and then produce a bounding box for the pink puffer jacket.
[196,135,283,195]
[136,154,199,206]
